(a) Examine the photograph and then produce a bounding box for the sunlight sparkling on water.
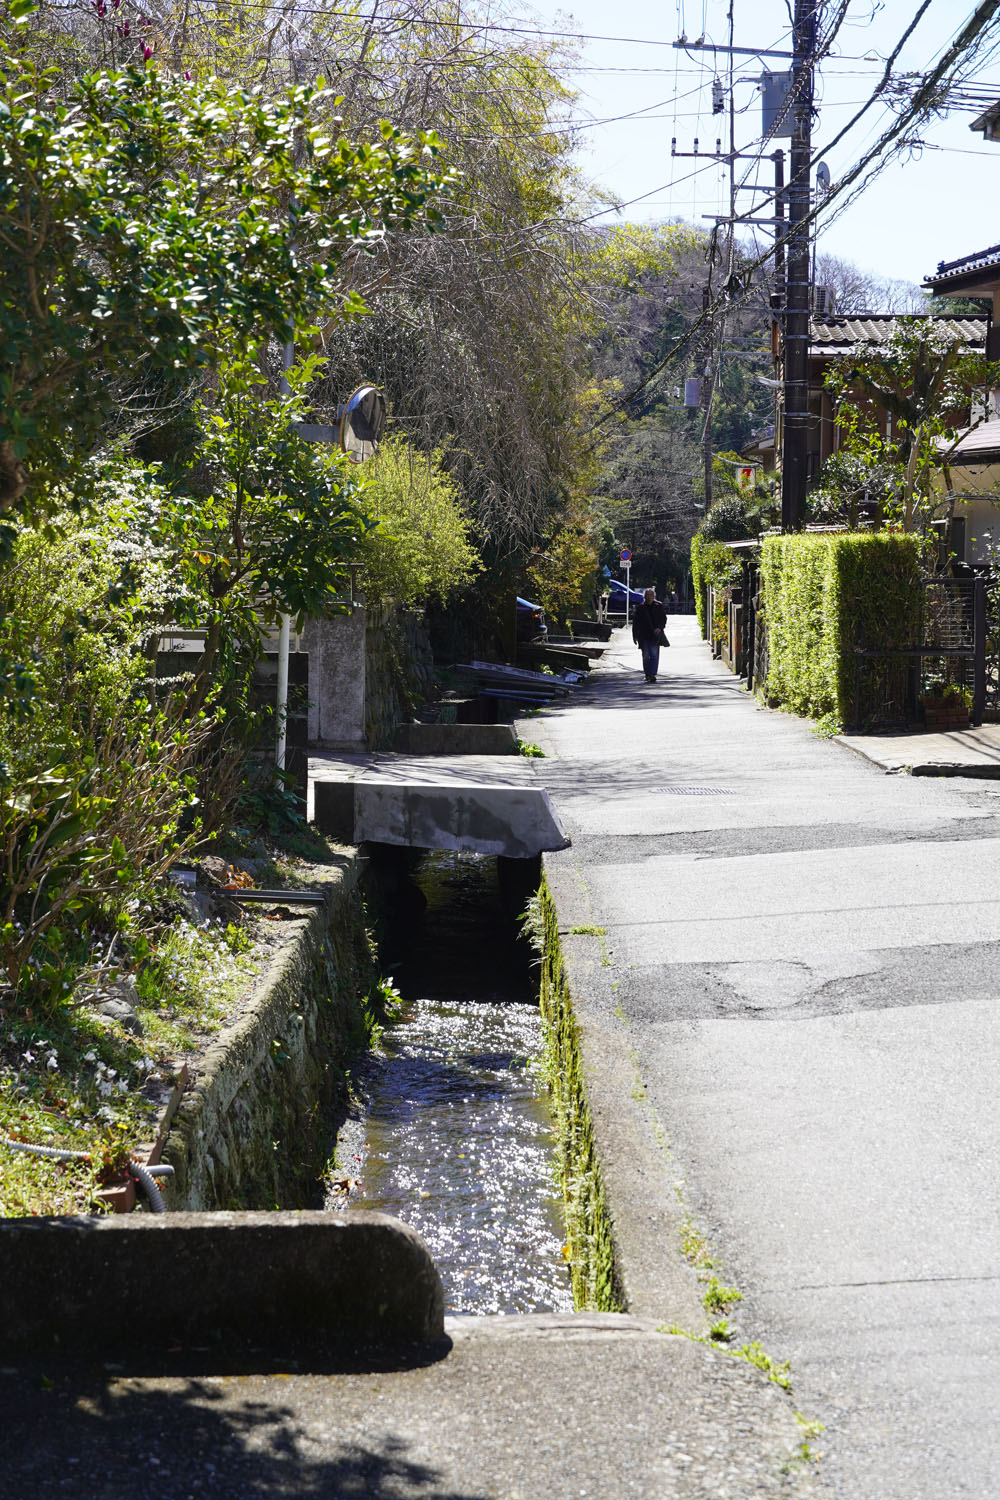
[350,996,572,1315]
[334,851,573,1316]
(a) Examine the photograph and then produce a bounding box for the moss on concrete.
[164,853,375,1211]
[536,878,624,1313]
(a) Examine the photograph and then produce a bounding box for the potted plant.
[919,680,972,731]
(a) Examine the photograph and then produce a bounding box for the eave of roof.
[936,416,1000,463]
[925,242,1000,291]
[806,314,985,359]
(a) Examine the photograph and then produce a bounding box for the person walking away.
[632,588,668,682]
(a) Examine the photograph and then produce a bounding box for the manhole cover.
[650,786,735,796]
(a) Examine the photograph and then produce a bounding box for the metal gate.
[852,574,988,729]
[983,573,1000,720]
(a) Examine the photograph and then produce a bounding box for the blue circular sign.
[620,548,631,563]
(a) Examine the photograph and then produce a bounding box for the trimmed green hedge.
[690,533,741,639]
[759,532,923,726]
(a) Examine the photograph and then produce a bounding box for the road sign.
[620,548,631,563]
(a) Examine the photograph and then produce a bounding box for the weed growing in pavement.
[678,1206,715,1270]
[732,1340,791,1389]
[708,1318,732,1342]
[790,1413,825,1465]
[568,925,606,936]
[516,738,546,758]
[702,1275,743,1313]
[657,1325,792,1390]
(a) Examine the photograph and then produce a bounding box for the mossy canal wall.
[535,878,625,1314]
[163,852,374,1211]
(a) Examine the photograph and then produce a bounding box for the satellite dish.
[340,385,386,463]
[815,162,831,196]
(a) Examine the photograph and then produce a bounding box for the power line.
[591,0,1000,436]
[125,0,882,58]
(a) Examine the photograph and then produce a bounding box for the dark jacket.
[632,600,667,644]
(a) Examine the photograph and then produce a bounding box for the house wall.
[939,481,1000,563]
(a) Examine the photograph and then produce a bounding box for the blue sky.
[523,0,1000,289]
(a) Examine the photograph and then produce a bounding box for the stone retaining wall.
[365,602,435,749]
[163,852,373,1211]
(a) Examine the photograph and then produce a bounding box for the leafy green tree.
[150,349,370,711]
[700,491,753,543]
[525,497,599,628]
[823,318,1000,531]
[0,5,450,522]
[356,438,481,608]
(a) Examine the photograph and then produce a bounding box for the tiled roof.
[926,243,1000,285]
[809,314,985,357]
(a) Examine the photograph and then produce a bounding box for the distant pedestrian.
[631,588,668,683]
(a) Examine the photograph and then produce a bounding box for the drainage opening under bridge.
[327,848,572,1316]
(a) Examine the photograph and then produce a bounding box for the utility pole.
[701,287,715,514]
[781,0,817,532]
[771,150,786,310]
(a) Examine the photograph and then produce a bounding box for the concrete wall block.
[301,613,367,749]
[0,1211,444,1352]
[313,781,357,842]
[391,723,518,756]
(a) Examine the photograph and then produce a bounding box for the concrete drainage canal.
[0,844,577,1353]
[332,846,573,1316]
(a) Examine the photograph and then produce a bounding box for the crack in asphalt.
[783,1275,1000,1290]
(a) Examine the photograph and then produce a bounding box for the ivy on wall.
[690,534,742,640]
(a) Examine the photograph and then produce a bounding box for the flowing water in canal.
[329,850,573,1316]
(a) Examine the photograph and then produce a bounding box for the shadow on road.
[3,1342,481,1500]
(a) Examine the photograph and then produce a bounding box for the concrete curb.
[835,727,1000,779]
[391,722,517,755]
[0,1211,444,1353]
[835,734,1000,779]
[907,761,1000,777]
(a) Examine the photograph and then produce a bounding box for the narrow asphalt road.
[531,614,1000,1499]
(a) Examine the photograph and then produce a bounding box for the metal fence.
[851,574,986,730]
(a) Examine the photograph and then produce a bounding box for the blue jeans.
[640,641,660,679]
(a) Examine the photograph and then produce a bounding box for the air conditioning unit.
[813,286,835,317]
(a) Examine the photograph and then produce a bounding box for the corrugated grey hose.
[128,1158,169,1213]
[0,1135,90,1162]
[1,1136,173,1211]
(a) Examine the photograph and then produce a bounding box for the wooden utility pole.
[780,0,817,532]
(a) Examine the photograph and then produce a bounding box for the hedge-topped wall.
[759,532,923,726]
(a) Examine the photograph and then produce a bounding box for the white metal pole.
[625,562,632,626]
[274,335,294,772]
[275,613,290,771]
